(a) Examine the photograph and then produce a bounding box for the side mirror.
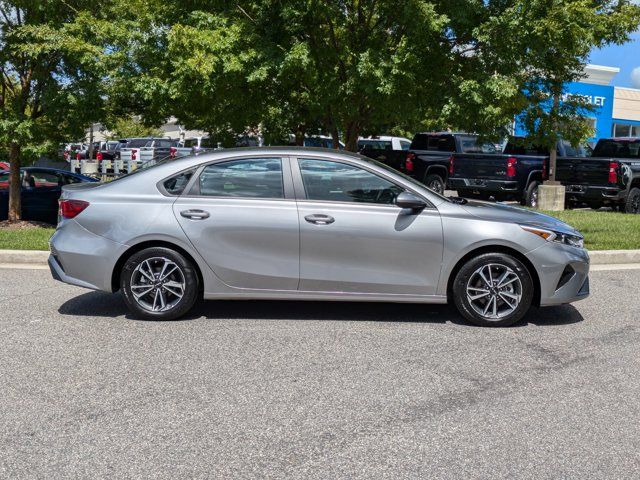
[395,191,427,211]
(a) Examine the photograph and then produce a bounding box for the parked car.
[287,134,345,149]
[0,167,98,224]
[0,162,9,171]
[170,136,221,158]
[77,141,121,161]
[360,132,497,194]
[358,136,412,151]
[49,147,589,327]
[449,138,588,206]
[119,137,175,172]
[555,137,640,213]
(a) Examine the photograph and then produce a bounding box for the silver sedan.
[49,147,590,327]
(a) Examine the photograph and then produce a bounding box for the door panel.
[173,157,299,290]
[297,202,443,294]
[293,157,444,295]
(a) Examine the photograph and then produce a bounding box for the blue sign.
[515,81,614,142]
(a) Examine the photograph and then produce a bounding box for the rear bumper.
[449,178,520,193]
[526,242,590,306]
[563,184,625,204]
[49,219,127,292]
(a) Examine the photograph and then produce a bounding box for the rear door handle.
[180,209,210,220]
[305,214,335,225]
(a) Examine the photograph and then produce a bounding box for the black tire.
[522,181,539,207]
[457,189,490,200]
[625,187,640,214]
[452,253,534,327]
[120,247,199,320]
[424,174,445,194]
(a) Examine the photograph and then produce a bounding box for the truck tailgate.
[555,157,610,186]
[451,153,510,179]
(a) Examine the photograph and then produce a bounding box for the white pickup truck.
[118,138,175,172]
[170,136,221,159]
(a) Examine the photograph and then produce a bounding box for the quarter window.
[198,158,284,199]
[298,158,403,205]
[163,170,195,195]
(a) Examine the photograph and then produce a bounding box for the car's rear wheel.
[452,253,534,327]
[121,247,199,320]
[625,187,640,214]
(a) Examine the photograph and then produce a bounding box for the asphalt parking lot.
[1,267,639,479]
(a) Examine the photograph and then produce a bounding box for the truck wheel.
[522,181,539,208]
[625,187,640,214]
[424,174,445,194]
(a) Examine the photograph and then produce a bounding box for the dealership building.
[515,64,640,144]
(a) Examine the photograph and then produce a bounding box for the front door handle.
[180,209,210,220]
[305,214,335,225]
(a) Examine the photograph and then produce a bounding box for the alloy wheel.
[130,257,186,312]
[466,263,522,320]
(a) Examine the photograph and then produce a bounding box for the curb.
[589,249,640,265]
[0,249,50,265]
[2,249,640,267]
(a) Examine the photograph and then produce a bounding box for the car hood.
[460,201,581,236]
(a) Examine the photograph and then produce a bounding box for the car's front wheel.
[121,247,199,320]
[452,253,534,327]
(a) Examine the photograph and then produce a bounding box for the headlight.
[521,225,584,249]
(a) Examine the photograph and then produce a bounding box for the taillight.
[76,152,81,160]
[59,199,89,219]
[96,152,103,161]
[169,147,177,159]
[608,161,619,184]
[542,158,548,179]
[405,152,415,173]
[448,155,455,175]
[506,156,517,178]
[131,149,137,161]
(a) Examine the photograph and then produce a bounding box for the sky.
[589,31,640,88]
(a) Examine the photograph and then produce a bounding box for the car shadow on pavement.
[58,291,584,327]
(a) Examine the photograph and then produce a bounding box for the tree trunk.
[8,142,21,222]
[548,92,560,183]
[344,122,359,152]
[294,125,305,146]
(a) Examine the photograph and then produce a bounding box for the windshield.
[360,155,450,202]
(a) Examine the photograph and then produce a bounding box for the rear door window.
[198,158,284,199]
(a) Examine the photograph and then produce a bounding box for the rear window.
[126,139,151,148]
[358,140,393,150]
[410,134,456,152]
[458,136,497,154]
[183,138,198,148]
[504,143,549,156]
[593,140,640,158]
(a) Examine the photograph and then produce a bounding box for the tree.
[105,116,162,140]
[0,0,109,221]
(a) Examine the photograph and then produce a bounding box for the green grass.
[0,226,55,250]
[538,210,640,250]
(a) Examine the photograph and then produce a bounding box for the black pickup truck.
[557,138,640,213]
[360,132,497,194]
[449,139,588,206]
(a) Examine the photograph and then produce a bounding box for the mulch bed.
[0,220,54,230]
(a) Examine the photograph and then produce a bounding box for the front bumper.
[526,242,590,306]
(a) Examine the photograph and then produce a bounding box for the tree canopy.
[2,0,640,219]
